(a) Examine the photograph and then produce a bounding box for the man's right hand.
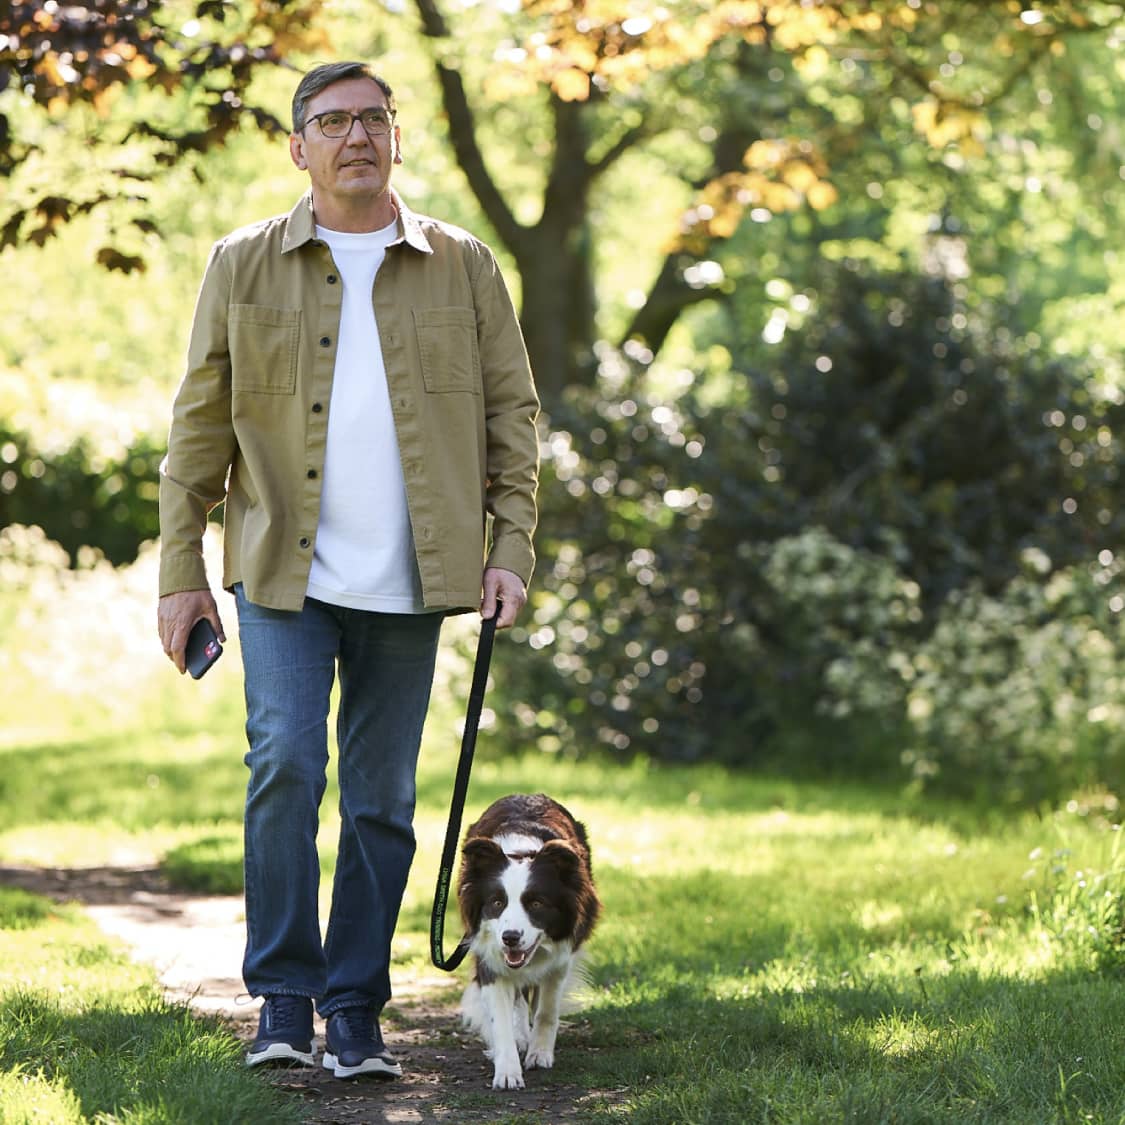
[158,589,225,675]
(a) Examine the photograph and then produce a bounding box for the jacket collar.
[281,190,433,255]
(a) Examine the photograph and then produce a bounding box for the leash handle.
[430,604,500,971]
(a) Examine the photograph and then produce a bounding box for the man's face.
[289,77,401,207]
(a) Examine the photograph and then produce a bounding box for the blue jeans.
[233,584,443,1017]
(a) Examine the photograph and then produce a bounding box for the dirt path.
[0,865,618,1124]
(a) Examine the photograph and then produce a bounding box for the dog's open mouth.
[503,937,541,969]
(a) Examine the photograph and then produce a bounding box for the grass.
[421,759,1125,1124]
[0,889,302,1124]
[2,537,1124,1122]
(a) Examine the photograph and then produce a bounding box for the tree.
[0,0,324,269]
[406,0,1122,405]
[4,0,1119,397]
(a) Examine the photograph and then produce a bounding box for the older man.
[157,61,538,1078]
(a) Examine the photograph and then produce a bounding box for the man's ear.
[392,125,403,165]
[290,132,308,171]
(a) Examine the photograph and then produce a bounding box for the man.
[156,61,538,1079]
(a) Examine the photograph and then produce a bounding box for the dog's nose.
[501,929,522,948]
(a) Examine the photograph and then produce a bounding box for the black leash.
[430,604,500,971]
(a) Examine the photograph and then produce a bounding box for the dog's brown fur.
[456,793,602,1089]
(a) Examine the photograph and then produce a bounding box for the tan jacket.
[159,192,539,612]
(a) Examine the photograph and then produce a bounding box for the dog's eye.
[526,898,543,910]
[490,895,505,910]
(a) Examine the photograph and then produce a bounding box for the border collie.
[456,793,602,1089]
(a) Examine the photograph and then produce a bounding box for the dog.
[456,793,602,1089]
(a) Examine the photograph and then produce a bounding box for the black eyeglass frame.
[303,108,397,138]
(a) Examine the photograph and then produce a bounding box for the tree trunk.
[515,221,598,409]
[508,95,600,409]
[412,0,627,408]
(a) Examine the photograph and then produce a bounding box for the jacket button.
[307,469,318,479]
[327,274,338,284]
[311,402,323,413]
[319,336,331,347]
[299,536,310,548]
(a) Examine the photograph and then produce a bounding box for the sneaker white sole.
[322,1051,402,1079]
[246,1039,317,1068]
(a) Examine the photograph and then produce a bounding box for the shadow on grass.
[575,967,1125,1123]
[0,989,302,1124]
[3,725,1021,847]
[581,868,986,980]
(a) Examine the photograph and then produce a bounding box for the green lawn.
[0,890,303,1124]
[1,549,1123,1122]
[3,728,1123,1123]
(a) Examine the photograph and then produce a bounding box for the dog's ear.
[534,839,583,884]
[537,840,601,946]
[460,836,507,874]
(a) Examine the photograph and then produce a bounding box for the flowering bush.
[904,553,1125,802]
[1026,818,1125,975]
[490,263,1125,804]
[757,527,922,721]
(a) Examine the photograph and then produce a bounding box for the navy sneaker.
[322,1006,402,1079]
[246,995,316,1067]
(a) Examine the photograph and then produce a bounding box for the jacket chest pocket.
[414,307,481,394]
[229,305,301,394]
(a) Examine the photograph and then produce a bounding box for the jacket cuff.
[485,536,535,589]
[159,552,210,598]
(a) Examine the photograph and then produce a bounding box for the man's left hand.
[482,567,527,629]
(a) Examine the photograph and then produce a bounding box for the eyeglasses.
[304,108,395,138]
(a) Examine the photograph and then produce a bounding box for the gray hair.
[291,62,397,133]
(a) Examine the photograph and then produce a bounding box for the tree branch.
[588,120,650,178]
[412,0,525,252]
[620,110,759,354]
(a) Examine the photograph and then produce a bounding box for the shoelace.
[332,1006,376,1043]
[266,996,307,1033]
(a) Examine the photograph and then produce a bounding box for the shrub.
[491,264,1125,796]
[1027,819,1125,975]
[0,423,163,565]
[740,264,1124,606]
[904,554,1125,803]
[0,523,232,741]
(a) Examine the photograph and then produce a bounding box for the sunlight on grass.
[0,1065,84,1124]
[0,891,301,1124]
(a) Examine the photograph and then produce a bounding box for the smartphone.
[185,617,223,680]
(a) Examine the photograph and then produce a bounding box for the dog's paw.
[524,1045,555,1070]
[491,1065,525,1089]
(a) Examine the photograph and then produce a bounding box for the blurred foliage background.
[2,0,1125,807]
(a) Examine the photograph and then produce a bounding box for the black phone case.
[185,618,223,679]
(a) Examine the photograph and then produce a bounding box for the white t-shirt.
[305,221,424,612]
